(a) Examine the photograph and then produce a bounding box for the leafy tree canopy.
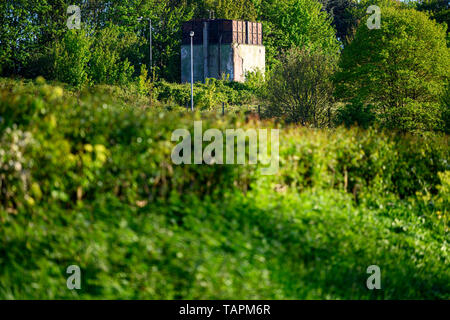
[334,6,450,131]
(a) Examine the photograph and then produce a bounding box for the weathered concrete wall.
[181,44,234,83]
[181,45,203,83]
[206,44,234,80]
[180,20,265,83]
[232,44,265,82]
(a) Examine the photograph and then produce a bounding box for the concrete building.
[181,19,265,83]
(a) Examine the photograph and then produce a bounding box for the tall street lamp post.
[190,30,194,112]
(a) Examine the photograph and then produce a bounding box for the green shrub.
[155,79,256,109]
[89,25,138,85]
[52,30,91,88]
[265,47,337,125]
[49,26,138,87]
[334,100,376,129]
[382,100,445,133]
[0,79,448,299]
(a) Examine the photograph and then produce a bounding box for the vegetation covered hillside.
[0,79,448,299]
[0,0,449,301]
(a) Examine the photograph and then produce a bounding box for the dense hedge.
[154,79,257,110]
[0,78,448,299]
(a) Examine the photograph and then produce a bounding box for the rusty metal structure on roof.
[182,19,263,46]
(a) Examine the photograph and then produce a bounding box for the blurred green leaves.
[0,78,448,299]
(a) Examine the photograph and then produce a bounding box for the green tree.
[89,25,138,85]
[199,0,258,20]
[334,7,450,132]
[151,2,195,82]
[416,0,450,32]
[0,0,67,76]
[440,81,450,132]
[52,29,91,88]
[265,47,337,125]
[258,0,340,68]
[319,0,358,42]
[0,0,196,82]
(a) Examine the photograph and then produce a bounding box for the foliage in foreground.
[0,79,448,299]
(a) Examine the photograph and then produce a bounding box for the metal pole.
[222,102,225,116]
[190,31,194,112]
